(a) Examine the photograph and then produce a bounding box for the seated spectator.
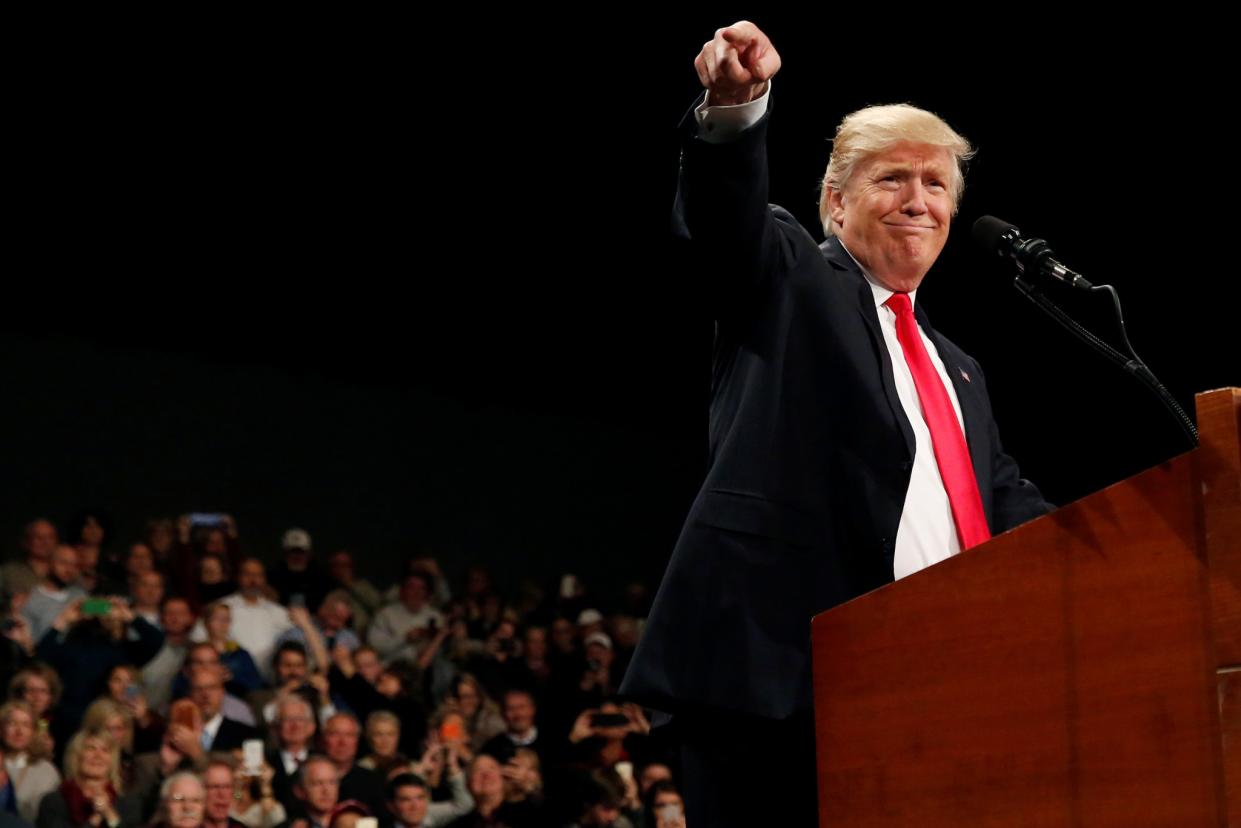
[0,592,35,691]
[249,641,333,727]
[196,554,236,611]
[200,758,250,828]
[563,770,633,828]
[441,754,542,828]
[320,713,385,817]
[127,571,164,631]
[35,597,163,751]
[121,544,155,584]
[0,701,59,823]
[325,552,381,637]
[22,545,85,645]
[267,529,332,615]
[429,676,504,760]
[169,514,240,607]
[636,763,672,801]
[275,592,360,671]
[356,711,409,778]
[102,665,164,754]
[385,770,474,828]
[367,574,444,667]
[643,780,686,828]
[142,520,175,572]
[0,521,58,599]
[35,726,141,828]
[327,650,427,759]
[284,755,341,828]
[223,752,285,828]
[70,513,124,597]
[6,666,58,757]
[141,599,196,716]
[149,770,205,828]
[188,665,259,753]
[80,699,136,788]
[479,690,547,768]
[218,560,292,686]
[325,799,371,828]
[567,702,651,773]
[265,696,317,808]
[201,603,262,694]
[170,644,257,727]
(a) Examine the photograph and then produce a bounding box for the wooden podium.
[810,388,1240,827]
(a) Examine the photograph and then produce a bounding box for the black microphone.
[972,215,1093,290]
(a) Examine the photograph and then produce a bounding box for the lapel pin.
[959,367,971,383]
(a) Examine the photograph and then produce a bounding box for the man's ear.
[827,186,846,228]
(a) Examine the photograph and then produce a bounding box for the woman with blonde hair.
[8,663,60,755]
[80,699,136,788]
[0,700,60,823]
[36,726,141,827]
[356,710,410,777]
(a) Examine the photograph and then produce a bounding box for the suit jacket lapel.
[821,238,915,460]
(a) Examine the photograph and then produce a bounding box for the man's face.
[203,765,234,821]
[190,670,225,720]
[276,650,308,685]
[468,755,505,801]
[161,600,194,637]
[165,776,205,828]
[390,783,430,825]
[328,553,353,583]
[524,627,547,660]
[551,619,575,651]
[400,576,429,610]
[203,529,227,556]
[503,692,536,733]
[639,763,672,794]
[238,561,265,595]
[298,759,339,816]
[319,599,350,632]
[126,543,154,576]
[353,649,382,684]
[23,521,58,561]
[134,571,164,608]
[322,716,359,766]
[279,701,315,749]
[49,545,79,586]
[829,140,954,293]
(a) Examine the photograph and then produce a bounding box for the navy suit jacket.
[619,96,1051,721]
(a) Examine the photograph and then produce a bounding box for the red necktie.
[885,292,991,550]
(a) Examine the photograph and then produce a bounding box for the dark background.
[4,14,1233,600]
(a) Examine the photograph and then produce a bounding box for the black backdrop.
[3,13,1233,601]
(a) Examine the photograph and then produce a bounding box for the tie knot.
[885,292,913,317]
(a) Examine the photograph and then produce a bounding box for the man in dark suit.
[618,20,1051,827]
[189,664,260,752]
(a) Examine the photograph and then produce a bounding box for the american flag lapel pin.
[958,367,971,383]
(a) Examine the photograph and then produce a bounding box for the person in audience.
[219,559,291,685]
[201,602,262,694]
[0,700,59,824]
[149,770,205,828]
[284,755,341,828]
[36,726,141,828]
[1,521,58,598]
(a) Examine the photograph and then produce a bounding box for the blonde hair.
[63,727,124,791]
[81,698,134,754]
[0,700,51,761]
[819,103,974,236]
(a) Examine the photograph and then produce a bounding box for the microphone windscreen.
[972,215,1017,254]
